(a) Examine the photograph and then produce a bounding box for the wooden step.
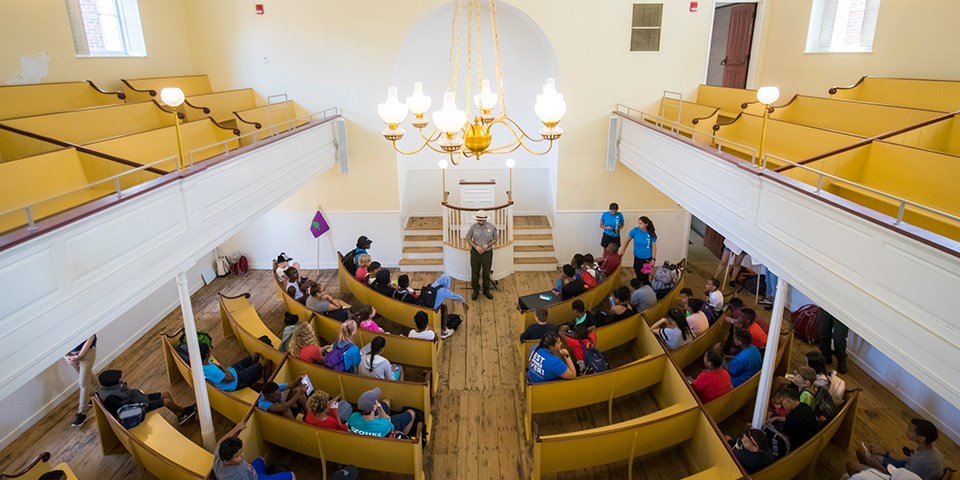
[514,256,559,264]
[514,233,553,241]
[399,258,444,266]
[513,215,551,229]
[404,234,442,242]
[403,246,443,254]
[406,216,442,230]
[514,245,554,252]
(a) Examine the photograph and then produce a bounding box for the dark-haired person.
[258,380,308,419]
[559,323,598,373]
[364,261,382,286]
[685,298,711,337]
[650,308,694,350]
[705,277,724,314]
[275,253,301,283]
[343,236,373,276]
[630,277,657,312]
[847,418,945,480]
[408,311,436,340]
[284,267,306,302]
[359,336,404,381]
[519,308,559,342]
[738,308,768,352]
[214,421,295,480]
[599,202,625,248]
[568,300,596,332]
[619,215,657,284]
[607,286,636,323]
[580,253,603,288]
[305,284,348,315]
[371,269,397,297]
[731,428,775,473]
[38,471,68,480]
[466,210,497,300]
[768,387,817,449]
[278,313,299,353]
[200,343,273,392]
[393,274,420,304]
[570,254,585,278]
[691,350,732,403]
[724,329,761,387]
[598,242,622,277]
[527,333,577,383]
[557,264,588,300]
[98,369,197,425]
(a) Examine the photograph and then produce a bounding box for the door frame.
[704,0,766,90]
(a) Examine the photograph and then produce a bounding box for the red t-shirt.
[304,411,348,431]
[599,252,621,276]
[748,322,768,350]
[297,344,324,365]
[563,331,598,361]
[692,368,733,403]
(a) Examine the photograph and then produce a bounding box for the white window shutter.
[118,0,146,56]
[64,0,91,56]
[859,0,881,50]
[817,0,839,50]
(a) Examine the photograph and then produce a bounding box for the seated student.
[258,380,308,419]
[288,322,325,365]
[570,254,585,278]
[849,466,924,480]
[722,328,762,387]
[304,389,349,431]
[791,366,819,407]
[408,311,436,340]
[630,277,657,312]
[557,264,588,300]
[731,427,776,473]
[38,472,68,480]
[768,387,818,450]
[199,343,273,392]
[284,267,307,302]
[691,350,732,403]
[650,308,695,350]
[359,336,404,381]
[98,370,197,425]
[722,297,745,325]
[305,283,348,315]
[348,387,417,437]
[393,274,420,304]
[278,312,300,353]
[431,273,470,340]
[685,298,711,337]
[847,418,945,480]
[705,277,724,315]
[354,254,372,282]
[519,308,559,341]
[371,269,398,297]
[325,320,362,373]
[805,351,834,391]
[607,286,637,323]
[343,236,373,276]
[580,254,603,288]
[215,421,296,480]
[276,253,301,283]
[738,307,768,351]
[568,300,596,332]
[365,262,382,286]
[353,304,385,334]
[598,242,622,277]
[558,323,598,373]
[527,333,577,383]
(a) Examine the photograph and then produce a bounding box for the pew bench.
[0,80,124,121]
[0,452,79,480]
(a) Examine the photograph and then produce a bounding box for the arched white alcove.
[390,1,561,219]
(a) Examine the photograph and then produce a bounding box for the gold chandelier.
[377,0,566,165]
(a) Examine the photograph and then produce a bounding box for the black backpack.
[763,421,791,459]
[419,285,438,309]
[810,386,836,422]
[342,250,359,275]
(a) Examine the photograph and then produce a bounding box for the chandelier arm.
[391,139,449,156]
[416,127,443,143]
[497,116,551,143]
[489,0,506,117]
[449,151,464,166]
[488,137,555,156]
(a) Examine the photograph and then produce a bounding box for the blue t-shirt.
[728,345,762,387]
[347,412,393,437]
[600,212,625,237]
[257,383,288,410]
[628,227,656,259]
[527,348,568,383]
[202,363,239,392]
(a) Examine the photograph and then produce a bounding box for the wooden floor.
[1,246,958,479]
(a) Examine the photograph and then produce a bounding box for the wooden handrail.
[712,111,743,131]
[86,80,126,100]
[458,180,495,185]
[233,110,262,129]
[441,201,514,212]
[828,75,868,95]
[151,99,185,120]
[690,106,720,125]
[206,117,241,136]
[183,98,211,114]
[121,78,156,97]
[0,452,52,479]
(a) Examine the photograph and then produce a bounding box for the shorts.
[231,356,263,389]
[600,233,621,248]
[881,456,908,469]
[251,458,294,480]
[144,392,164,412]
[390,411,414,432]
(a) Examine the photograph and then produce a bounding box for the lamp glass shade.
[534,78,566,124]
[432,92,467,134]
[505,158,516,168]
[756,86,780,105]
[159,87,185,107]
[405,82,432,115]
[438,159,449,169]
[378,87,408,125]
[473,79,499,111]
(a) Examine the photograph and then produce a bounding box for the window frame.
[629,3,664,53]
[67,0,147,58]
[805,0,881,54]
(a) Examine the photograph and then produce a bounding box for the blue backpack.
[578,338,609,374]
[324,342,353,372]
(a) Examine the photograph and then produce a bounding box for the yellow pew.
[0,80,124,121]
[219,293,287,366]
[881,113,960,157]
[84,118,239,170]
[703,333,792,423]
[829,76,960,112]
[669,318,731,370]
[336,252,441,334]
[234,100,312,145]
[694,85,758,119]
[92,394,213,480]
[713,113,867,168]
[121,74,214,103]
[0,452,79,480]
[160,330,260,423]
[518,264,622,328]
[648,98,721,145]
[184,88,261,124]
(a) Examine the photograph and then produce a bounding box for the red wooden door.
[703,226,725,259]
[721,3,756,89]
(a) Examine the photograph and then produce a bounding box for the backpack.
[117,403,147,429]
[810,386,836,422]
[651,263,676,291]
[827,371,846,405]
[763,421,791,459]
[231,255,249,276]
[323,342,353,372]
[419,285,438,309]
[176,331,213,361]
[215,255,231,277]
[790,304,821,343]
[578,338,609,374]
[342,250,359,275]
[446,313,463,330]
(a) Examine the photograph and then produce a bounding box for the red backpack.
[231,255,249,276]
[790,304,820,343]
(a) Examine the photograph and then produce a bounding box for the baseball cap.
[357,236,372,248]
[357,387,381,412]
[277,253,292,263]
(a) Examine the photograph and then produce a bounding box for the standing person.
[819,308,849,374]
[65,335,100,427]
[619,216,658,284]
[599,202,625,248]
[431,273,469,339]
[465,210,498,300]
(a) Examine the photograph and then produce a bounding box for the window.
[66,0,146,57]
[630,4,663,52]
[806,0,881,53]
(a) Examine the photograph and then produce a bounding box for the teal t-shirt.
[202,363,239,391]
[347,412,393,437]
[600,211,625,237]
[628,227,656,259]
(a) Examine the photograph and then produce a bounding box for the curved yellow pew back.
[830,77,960,112]
[703,333,792,423]
[336,252,440,333]
[520,265,622,328]
[219,292,286,366]
[185,88,259,123]
[0,452,79,480]
[0,81,123,121]
[122,75,213,103]
[1,102,176,147]
[669,319,730,370]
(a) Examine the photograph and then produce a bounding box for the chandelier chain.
[465,0,473,120]
[489,0,505,116]
[447,0,463,95]
[475,0,483,107]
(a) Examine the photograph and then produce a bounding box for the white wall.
[553,209,690,269]
[0,254,211,450]
[403,167,553,217]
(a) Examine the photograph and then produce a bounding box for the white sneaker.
[441,329,454,339]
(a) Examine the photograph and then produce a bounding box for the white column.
[176,271,217,450]
[751,276,789,428]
